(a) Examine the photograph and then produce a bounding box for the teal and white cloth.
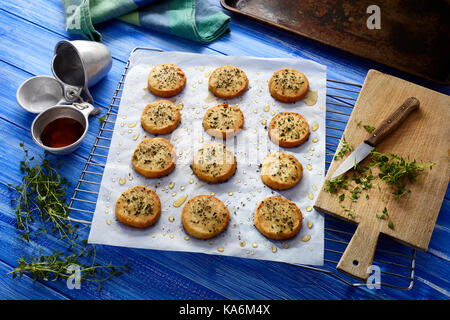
[62,0,230,43]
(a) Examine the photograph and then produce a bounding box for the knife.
[331,97,420,179]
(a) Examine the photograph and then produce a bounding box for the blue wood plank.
[0,0,448,300]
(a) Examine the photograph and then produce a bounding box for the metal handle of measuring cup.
[72,102,101,118]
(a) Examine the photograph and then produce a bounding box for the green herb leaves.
[11,143,72,243]
[324,175,350,194]
[325,146,434,228]
[376,207,389,220]
[9,144,128,290]
[355,120,375,134]
[376,207,394,229]
[370,151,435,199]
[363,125,375,134]
[98,115,106,125]
[334,136,354,160]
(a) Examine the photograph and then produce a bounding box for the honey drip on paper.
[204,92,216,103]
[173,194,188,207]
[304,90,318,106]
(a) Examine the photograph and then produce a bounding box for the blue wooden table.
[0,0,448,300]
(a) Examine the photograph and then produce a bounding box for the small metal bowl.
[31,103,97,155]
[16,76,67,114]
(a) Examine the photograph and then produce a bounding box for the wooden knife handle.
[364,97,420,147]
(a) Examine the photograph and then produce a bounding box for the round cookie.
[261,153,303,190]
[132,137,176,178]
[182,195,230,239]
[268,112,309,147]
[141,100,181,135]
[192,142,236,184]
[202,104,244,139]
[269,68,309,103]
[148,63,186,98]
[254,196,302,240]
[115,186,161,228]
[208,66,248,99]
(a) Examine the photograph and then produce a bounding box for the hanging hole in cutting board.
[353,260,359,266]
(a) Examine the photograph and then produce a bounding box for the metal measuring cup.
[16,75,82,113]
[16,40,112,154]
[30,103,100,155]
[52,40,112,104]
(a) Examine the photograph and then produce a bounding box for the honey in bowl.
[40,117,84,148]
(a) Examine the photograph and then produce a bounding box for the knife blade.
[330,97,420,179]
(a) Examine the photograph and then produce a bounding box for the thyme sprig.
[10,144,75,244]
[11,246,129,290]
[9,144,129,290]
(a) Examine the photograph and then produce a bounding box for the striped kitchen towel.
[62,0,230,43]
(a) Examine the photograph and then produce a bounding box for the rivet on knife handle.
[364,97,420,147]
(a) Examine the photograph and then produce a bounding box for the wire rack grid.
[67,47,416,291]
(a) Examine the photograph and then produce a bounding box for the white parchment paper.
[88,50,327,266]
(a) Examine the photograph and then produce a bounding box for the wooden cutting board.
[314,70,450,281]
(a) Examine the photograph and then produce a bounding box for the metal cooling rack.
[68,47,416,291]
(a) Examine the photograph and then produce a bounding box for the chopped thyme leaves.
[376,207,394,229]
[324,175,350,194]
[98,115,106,125]
[370,151,435,199]
[340,204,355,218]
[363,125,376,134]
[351,186,361,201]
[376,207,389,220]
[325,150,434,219]
[334,136,354,160]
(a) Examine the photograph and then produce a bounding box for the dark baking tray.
[221,0,450,84]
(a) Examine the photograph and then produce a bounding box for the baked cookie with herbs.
[269,68,309,103]
[254,196,302,240]
[208,66,248,99]
[268,112,309,147]
[202,104,244,139]
[141,100,181,135]
[192,142,236,184]
[261,153,303,190]
[182,195,230,239]
[132,137,176,178]
[115,186,161,228]
[148,63,186,98]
